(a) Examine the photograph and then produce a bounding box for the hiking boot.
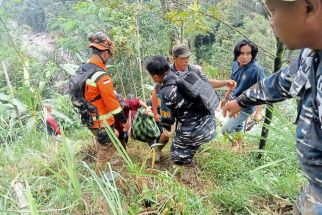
[154,147,161,162]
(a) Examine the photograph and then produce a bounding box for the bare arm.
[138,99,149,109]
[255,105,262,114]
[208,79,236,89]
[253,105,263,122]
[151,89,160,122]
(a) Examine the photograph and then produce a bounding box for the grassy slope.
[0,108,305,214]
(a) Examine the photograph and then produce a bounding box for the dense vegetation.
[0,0,302,214]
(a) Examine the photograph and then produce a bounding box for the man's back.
[159,71,215,142]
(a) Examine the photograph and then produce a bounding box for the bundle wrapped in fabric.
[131,108,160,143]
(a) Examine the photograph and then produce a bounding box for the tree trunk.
[180,21,184,44]
[135,12,145,100]
[129,59,138,97]
[257,37,284,159]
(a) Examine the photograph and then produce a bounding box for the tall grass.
[0,103,303,214]
[83,162,124,215]
[198,103,303,214]
[25,180,39,215]
[60,133,82,199]
[103,121,135,170]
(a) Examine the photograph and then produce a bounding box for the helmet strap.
[97,52,107,64]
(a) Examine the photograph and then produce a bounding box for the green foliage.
[0,1,303,214]
[84,163,124,215]
[198,106,302,213]
[25,180,40,215]
[47,0,173,97]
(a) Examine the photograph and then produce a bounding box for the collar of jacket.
[89,55,106,70]
[234,60,256,71]
[170,63,191,74]
[161,71,176,87]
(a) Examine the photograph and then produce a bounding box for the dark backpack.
[69,63,105,127]
[165,65,220,115]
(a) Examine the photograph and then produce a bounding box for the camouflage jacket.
[236,49,322,189]
[159,64,210,131]
[159,70,215,143]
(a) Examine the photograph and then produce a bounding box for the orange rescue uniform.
[84,55,122,128]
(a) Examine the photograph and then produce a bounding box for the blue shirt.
[230,60,266,99]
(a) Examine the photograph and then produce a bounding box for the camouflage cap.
[88,32,115,54]
[172,44,191,58]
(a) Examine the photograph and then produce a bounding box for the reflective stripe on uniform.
[86,79,97,87]
[110,106,122,115]
[92,112,112,121]
[85,71,107,87]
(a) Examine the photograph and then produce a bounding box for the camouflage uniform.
[159,64,216,165]
[236,49,322,214]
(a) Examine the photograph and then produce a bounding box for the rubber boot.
[153,143,166,162]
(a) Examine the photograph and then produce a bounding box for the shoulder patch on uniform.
[161,110,170,118]
[102,78,111,84]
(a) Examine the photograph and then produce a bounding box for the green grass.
[0,105,307,214]
[195,107,304,214]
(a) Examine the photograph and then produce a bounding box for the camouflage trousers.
[171,139,201,165]
[294,184,322,215]
[170,115,216,165]
[295,119,322,214]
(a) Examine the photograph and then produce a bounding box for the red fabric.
[124,99,141,121]
[115,98,141,133]
[46,114,61,135]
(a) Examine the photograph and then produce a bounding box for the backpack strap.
[187,64,199,73]
[84,71,106,104]
[88,94,102,103]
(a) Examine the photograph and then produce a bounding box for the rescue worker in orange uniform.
[83,32,129,174]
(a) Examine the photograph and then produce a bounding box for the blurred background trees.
[0,0,296,143]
